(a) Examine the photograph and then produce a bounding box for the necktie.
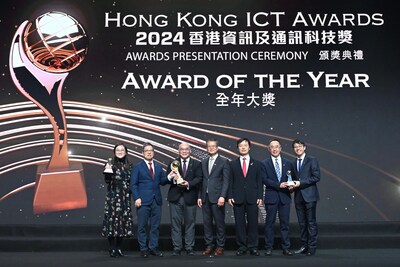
[298,158,302,173]
[149,162,154,180]
[275,158,281,181]
[242,157,247,177]
[208,157,214,174]
[182,159,187,177]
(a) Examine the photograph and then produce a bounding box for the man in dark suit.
[131,142,168,258]
[198,138,230,256]
[291,139,321,256]
[166,142,203,256]
[261,139,294,256]
[228,138,263,256]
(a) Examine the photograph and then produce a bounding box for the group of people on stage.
[101,137,321,258]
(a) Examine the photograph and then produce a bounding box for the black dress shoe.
[116,249,125,257]
[140,250,149,258]
[249,249,260,256]
[109,249,117,257]
[149,249,163,257]
[172,250,181,256]
[264,249,272,256]
[294,246,308,254]
[236,250,247,256]
[283,249,294,256]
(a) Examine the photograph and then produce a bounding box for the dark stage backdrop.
[0,0,399,224]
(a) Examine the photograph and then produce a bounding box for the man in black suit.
[291,139,321,256]
[261,139,294,256]
[198,138,230,256]
[166,142,203,256]
[228,138,263,256]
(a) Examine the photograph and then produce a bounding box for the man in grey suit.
[198,138,230,256]
[291,139,321,256]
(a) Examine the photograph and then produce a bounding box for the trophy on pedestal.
[103,158,114,174]
[9,11,89,214]
[170,160,185,185]
[286,170,295,186]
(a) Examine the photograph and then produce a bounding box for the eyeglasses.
[144,149,154,153]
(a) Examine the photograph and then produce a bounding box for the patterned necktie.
[182,159,187,177]
[275,158,281,181]
[298,158,302,173]
[242,157,247,177]
[149,162,154,180]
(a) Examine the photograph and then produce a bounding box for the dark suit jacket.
[261,157,294,205]
[166,157,203,205]
[199,155,230,203]
[131,160,168,206]
[228,157,263,204]
[293,155,320,203]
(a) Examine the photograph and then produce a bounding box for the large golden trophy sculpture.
[9,11,89,214]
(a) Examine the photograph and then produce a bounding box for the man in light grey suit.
[198,138,230,256]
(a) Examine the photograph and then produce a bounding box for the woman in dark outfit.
[102,143,133,257]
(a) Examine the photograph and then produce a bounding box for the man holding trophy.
[261,139,295,256]
[166,142,203,256]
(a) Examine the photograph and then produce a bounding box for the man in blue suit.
[261,139,294,256]
[291,139,321,256]
[131,142,168,258]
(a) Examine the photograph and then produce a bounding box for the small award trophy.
[103,158,114,174]
[171,160,185,184]
[287,170,295,186]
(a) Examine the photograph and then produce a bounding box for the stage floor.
[1,249,400,267]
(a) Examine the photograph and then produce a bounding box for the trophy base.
[33,163,87,214]
[287,181,295,186]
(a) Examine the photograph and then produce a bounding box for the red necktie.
[242,157,247,177]
[149,162,154,180]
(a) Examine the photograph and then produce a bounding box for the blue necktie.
[298,158,302,173]
[275,158,281,181]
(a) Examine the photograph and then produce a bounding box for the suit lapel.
[268,158,278,180]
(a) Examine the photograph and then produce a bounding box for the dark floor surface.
[1,249,400,267]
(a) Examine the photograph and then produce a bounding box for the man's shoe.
[149,249,163,257]
[214,247,224,256]
[249,249,260,256]
[140,250,149,258]
[294,246,308,254]
[283,249,294,256]
[116,249,125,257]
[264,249,272,256]
[236,250,247,256]
[202,248,213,256]
[172,250,181,256]
[186,250,195,256]
[109,249,117,257]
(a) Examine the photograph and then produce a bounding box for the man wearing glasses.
[291,139,321,256]
[131,142,168,258]
[198,138,230,256]
[166,142,203,256]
